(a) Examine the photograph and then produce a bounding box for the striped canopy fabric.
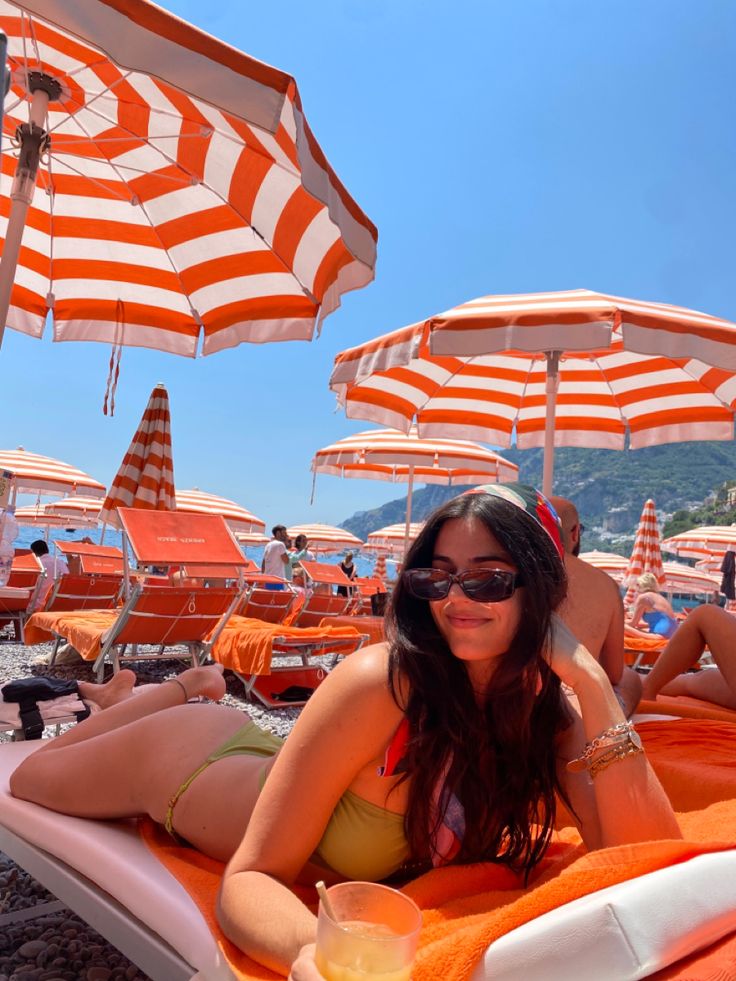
[312,428,518,485]
[46,495,103,519]
[364,523,424,556]
[330,291,736,494]
[98,383,175,529]
[287,523,363,553]
[174,489,265,535]
[623,499,665,606]
[662,526,736,561]
[0,448,105,497]
[235,530,270,548]
[581,550,719,596]
[0,0,377,355]
[15,502,97,529]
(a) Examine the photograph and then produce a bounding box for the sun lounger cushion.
[210,616,363,675]
[0,742,235,980]
[319,614,385,646]
[25,610,118,660]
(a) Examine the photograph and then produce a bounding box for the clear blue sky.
[1,0,735,530]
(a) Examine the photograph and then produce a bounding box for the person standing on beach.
[261,525,292,589]
[549,497,641,716]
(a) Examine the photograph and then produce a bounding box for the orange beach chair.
[0,551,45,643]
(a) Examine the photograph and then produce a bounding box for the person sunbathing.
[9,484,681,979]
[549,496,641,715]
[626,573,679,639]
[641,604,736,710]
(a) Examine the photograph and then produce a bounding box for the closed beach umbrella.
[0,448,105,500]
[0,0,377,368]
[623,500,665,606]
[312,427,517,553]
[98,383,175,530]
[175,489,265,535]
[330,290,736,495]
[287,523,362,554]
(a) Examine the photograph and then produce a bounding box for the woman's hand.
[546,614,605,692]
[289,943,323,980]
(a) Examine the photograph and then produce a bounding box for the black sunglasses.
[402,567,524,603]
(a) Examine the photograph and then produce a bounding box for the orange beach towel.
[638,695,736,725]
[24,610,118,660]
[210,615,363,675]
[141,718,736,981]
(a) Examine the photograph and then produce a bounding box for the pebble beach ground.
[0,640,304,981]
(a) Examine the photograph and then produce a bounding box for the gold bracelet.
[589,737,644,778]
[567,722,637,772]
[167,677,190,703]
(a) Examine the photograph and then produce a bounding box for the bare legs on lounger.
[10,665,276,863]
[641,605,736,710]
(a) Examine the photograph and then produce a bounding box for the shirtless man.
[550,496,642,716]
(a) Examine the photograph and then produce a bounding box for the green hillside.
[340,440,736,554]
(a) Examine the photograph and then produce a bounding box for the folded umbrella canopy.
[623,499,665,607]
[99,383,175,531]
[0,0,377,367]
[330,289,736,495]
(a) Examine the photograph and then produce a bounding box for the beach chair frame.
[43,573,123,614]
[83,583,245,680]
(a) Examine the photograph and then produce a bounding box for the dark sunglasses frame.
[402,567,524,603]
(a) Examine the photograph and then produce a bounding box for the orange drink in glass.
[315,881,422,980]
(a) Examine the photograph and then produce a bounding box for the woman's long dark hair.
[385,492,570,881]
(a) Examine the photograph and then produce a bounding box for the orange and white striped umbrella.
[623,499,665,605]
[312,428,518,485]
[98,383,175,529]
[0,448,105,498]
[287,523,363,554]
[235,530,270,548]
[663,526,736,561]
[0,0,376,360]
[330,289,736,495]
[581,550,720,596]
[15,503,97,529]
[46,495,103,521]
[312,428,517,556]
[175,489,265,535]
[364,523,424,557]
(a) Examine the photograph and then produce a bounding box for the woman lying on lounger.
[641,604,736,710]
[10,484,681,980]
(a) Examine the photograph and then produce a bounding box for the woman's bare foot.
[78,669,137,710]
[174,663,227,702]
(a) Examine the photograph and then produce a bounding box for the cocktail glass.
[315,881,422,980]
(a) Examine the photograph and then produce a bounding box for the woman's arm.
[550,616,681,848]
[627,595,648,628]
[217,644,403,974]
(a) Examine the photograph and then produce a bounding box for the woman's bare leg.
[25,665,227,754]
[658,669,736,709]
[642,606,736,703]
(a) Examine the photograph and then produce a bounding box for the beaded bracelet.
[566,721,637,772]
[588,738,644,778]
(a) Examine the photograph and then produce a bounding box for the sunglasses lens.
[404,569,451,600]
[462,571,515,602]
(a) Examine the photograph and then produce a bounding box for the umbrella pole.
[542,352,561,497]
[403,465,415,560]
[0,81,55,350]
